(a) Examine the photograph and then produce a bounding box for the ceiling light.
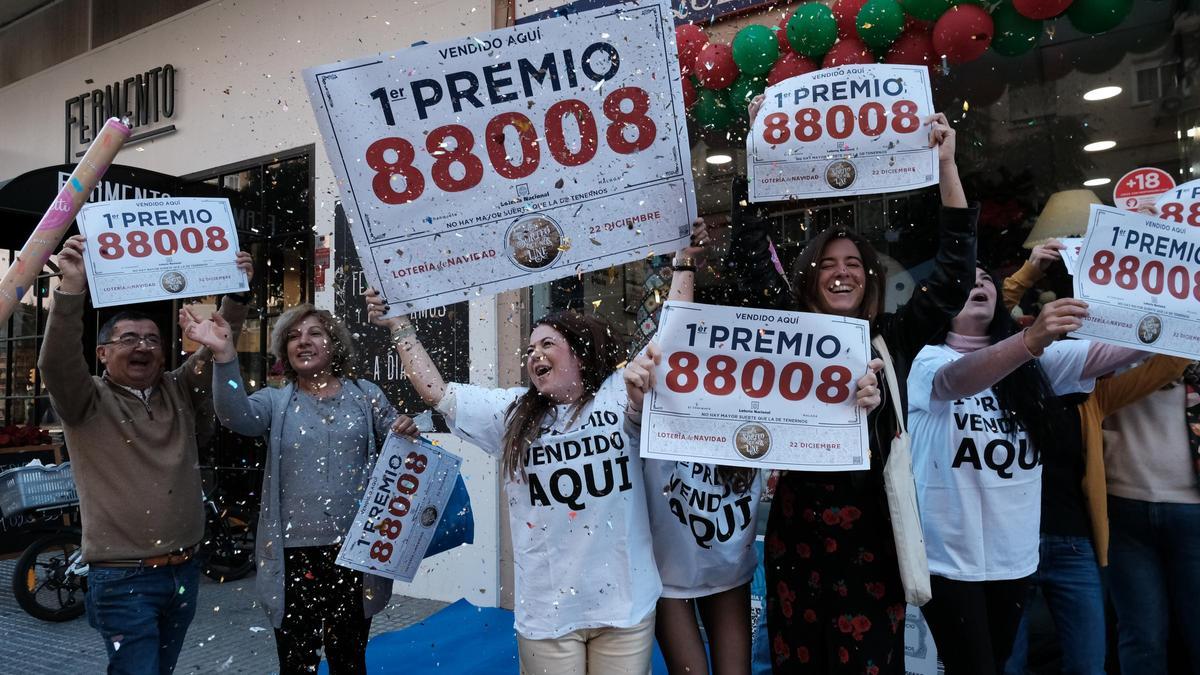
[1083,86,1122,101]
[1083,177,1111,187]
[706,153,732,165]
[1187,127,1199,138]
[1084,140,1116,152]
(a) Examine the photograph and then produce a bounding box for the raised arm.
[930,112,966,209]
[930,299,1085,400]
[183,307,272,437]
[1002,240,1062,311]
[667,219,710,303]
[1094,355,1193,414]
[364,289,447,407]
[38,235,99,425]
[176,251,254,407]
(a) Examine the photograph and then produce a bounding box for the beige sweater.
[38,291,248,562]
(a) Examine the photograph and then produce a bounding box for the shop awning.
[0,164,184,250]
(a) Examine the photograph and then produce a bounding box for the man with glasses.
[38,234,254,674]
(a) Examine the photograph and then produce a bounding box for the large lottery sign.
[304,0,694,315]
[748,64,937,202]
[76,197,247,308]
[337,436,461,582]
[1071,205,1200,360]
[641,301,870,471]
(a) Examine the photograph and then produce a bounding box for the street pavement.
[0,559,446,674]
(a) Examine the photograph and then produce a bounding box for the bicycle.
[4,463,257,622]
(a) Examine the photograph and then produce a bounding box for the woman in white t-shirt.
[365,295,661,674]
[907,267,1142,675]
[624,226,882,675]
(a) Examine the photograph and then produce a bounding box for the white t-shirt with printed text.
[443,374,661,639]
[643,460,762,598]
[907,340,1096,581]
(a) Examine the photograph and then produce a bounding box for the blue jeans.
[1108,495,1200,675]
[85,558,200,675]
[1004,535,1106,675]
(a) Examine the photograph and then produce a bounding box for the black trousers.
[920,574,1033,675]
[275,545,371,675]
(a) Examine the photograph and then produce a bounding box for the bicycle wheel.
[12,531,88,622]
[201,505,256,582]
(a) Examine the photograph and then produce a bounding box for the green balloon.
[1067,0,1132,34]
[991,2,1041,56]
[732,25,780,76]
[728,74,768,116]
[899,0,950,21]
[787,4,838,59]
[693,89,733,130]
[856,0,905,53]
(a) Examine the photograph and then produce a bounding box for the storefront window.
[529,1,1198,340]
[184,149,314,501]
[0,249,55,428]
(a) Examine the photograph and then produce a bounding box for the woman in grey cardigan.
[183,303,416,675]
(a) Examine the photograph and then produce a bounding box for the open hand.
[180,306,236,363]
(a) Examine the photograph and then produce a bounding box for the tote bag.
[872,335,932,606]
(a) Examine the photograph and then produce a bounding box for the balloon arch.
[681,0,1136,129]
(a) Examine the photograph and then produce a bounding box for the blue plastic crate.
[0,462,77,518]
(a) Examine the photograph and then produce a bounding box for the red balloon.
[681,77,698,109]
[766,52,819,86]
[676,24,709,75]
[694,42,739,90]
[933,5,994,63]
[904,15,933,32]
[775,14,794,54]
[886,27,937,69]
[1013,0,1073,19]
[823,37,875,68]
[832,0,871,38]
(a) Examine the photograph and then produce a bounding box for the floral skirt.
[764,473,907,674]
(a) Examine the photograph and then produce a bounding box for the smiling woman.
[184,302,414,675]
[363,287,661,673]
[734,107,981,674]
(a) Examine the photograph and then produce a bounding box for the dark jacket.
[726,179,979,475]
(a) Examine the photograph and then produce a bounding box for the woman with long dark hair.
[364,291,660,673]
[740,96,976,672]
[622,224,882,675]
[907,268,1144,674]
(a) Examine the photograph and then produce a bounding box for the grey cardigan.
[213,360,395,628]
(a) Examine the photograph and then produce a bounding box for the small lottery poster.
[337,436,462,582]
[1071,204,1200,360]
[75,197,247,308]
[640,301,871,471]
[748,63,937,201]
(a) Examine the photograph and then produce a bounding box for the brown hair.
[790,228,887,325]
[499,310,625,480]
[269,303,358,381]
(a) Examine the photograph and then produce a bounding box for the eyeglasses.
[104,333,163,349]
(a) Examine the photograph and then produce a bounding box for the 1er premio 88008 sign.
[304,0,694,314]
